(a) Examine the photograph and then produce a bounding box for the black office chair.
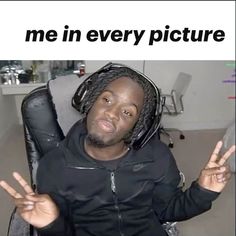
[7,73,85,236]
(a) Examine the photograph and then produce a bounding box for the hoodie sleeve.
[36,214,74,236]
[36,148,75,236]
[152,146,219,222]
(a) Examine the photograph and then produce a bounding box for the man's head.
[80,67,157,148]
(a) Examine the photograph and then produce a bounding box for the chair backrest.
[7,74,87,236]
[21,73,86,189]
[7,85,66,236]
[171,72,192,113]
[21,85,64,189]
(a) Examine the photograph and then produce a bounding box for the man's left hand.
[197,141,235,193]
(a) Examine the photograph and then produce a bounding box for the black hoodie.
[36,120,219,236]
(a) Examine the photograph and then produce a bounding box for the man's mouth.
[97,119,115,133]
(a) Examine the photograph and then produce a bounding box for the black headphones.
[72,62,164,149]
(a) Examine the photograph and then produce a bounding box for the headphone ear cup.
[136,120,151,141]
[72,80,90,113]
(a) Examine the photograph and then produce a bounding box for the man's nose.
[104,105,120,121]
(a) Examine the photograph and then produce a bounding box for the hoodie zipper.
[110,171,125,236]
[67,160,153,236]
[67,166,125,235]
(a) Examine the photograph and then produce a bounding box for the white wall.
[85,60,144,73]
[0,90,18,140]
[86,60,235,130]
[145,61,235,130]
[1,60,234,135]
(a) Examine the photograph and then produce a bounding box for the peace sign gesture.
[197,141,236,193]
[0,172,59,228]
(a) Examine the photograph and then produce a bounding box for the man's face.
[86,76,144,147]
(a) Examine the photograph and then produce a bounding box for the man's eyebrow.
[103,89,139,111]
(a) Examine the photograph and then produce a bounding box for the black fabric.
[7,207,30,236]
[36,121,219,236]
[92,156,126,171]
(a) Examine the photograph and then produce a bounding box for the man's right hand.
[0,172,59,228]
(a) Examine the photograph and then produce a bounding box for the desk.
[0,83,46,95]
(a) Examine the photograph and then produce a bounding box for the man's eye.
[123,110,132,117]
[103,97,110,103]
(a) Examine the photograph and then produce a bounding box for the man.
[0,65,235,236]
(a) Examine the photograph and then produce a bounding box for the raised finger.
[13,172,33,194]
[0,180,22,199]
[218,145,236,166]
[208,141,223,163]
